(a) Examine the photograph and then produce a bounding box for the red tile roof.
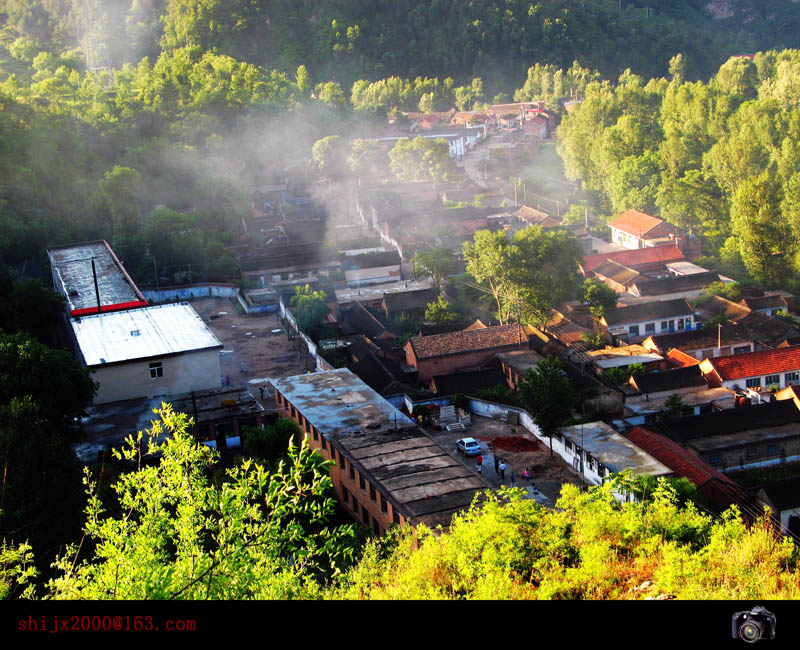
[706,345,800,380]
[608,210,664,237]
[625,426,743,512]
[665,348,701,368]
[581,245,684,274]
[408,324,527,360]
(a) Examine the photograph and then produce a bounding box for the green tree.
[519,356,575,458]
[290,284,331,340]
[242,417,302,466]
[411,247,454,290]
[311,135,348,179]
[347,139,387,180]
[658,394,693,422]
[730,173,794,288]
[462,230,514,324]
[46,406,360,599]
[424,296,460,325]
[578,278,619,313]
[388,137,455,183]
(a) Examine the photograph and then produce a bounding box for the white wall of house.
[91,349,221,404]
[610,227,644,250]
[607,314,695,341]
[721,370,800,392]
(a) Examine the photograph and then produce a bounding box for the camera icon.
[732,606,776,643]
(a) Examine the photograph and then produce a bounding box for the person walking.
[523,468,530,484]
[494,456,499,474]
[477,454,483,469]
[499,461,506,481]
[476,463,482,476]
[510,470,516,487]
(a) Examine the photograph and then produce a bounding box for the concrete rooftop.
[559,421,671,477]
[271,369,489,528]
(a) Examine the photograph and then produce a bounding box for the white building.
[72,303,223,404]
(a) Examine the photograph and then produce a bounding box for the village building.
[557,421,671,491]
[755,476,800,536]
[600,298,696,343]
[270,369,489,534]
[71,303,224,404]
[665,401,800,472]
[47,240,148,318]
[77,386,267,463]
[642,323,755,360]
[626,271,722,301]
[618,366,735,426]
[579,244,686,278]
[496,349,545,390]
[405,323,531,381]
[624,426,745,513]
[607,210,688,251]
[699,345,800,392]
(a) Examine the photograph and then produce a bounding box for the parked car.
[456,437,481,456]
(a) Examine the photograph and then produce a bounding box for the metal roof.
[47,240,147,315]
[72,303,223,367]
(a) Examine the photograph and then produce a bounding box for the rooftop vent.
[130,330,141,337]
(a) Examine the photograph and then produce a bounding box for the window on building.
[645,323,655,334]
[629,324,640,336]
[359,476,366,492]
[745,447,759,459]
[698,403,713,415]
[786,372,800,386]
[677,318,685,331]
[338,449,346,469]
[330,447,337,463]
[745,378,761,389]
[321,438,328,452]
[767,444,778,455]
[564,440,573,452]
[708,455,722,465]
[660,321,668,331]
[372,519,380,536]
[765,374,780,387]
[393,509,401,525]
[342,486,349,504]
[361,505,369,524]
[369,486,376,503]
[349,463,355,481]
[733,345,751,355]
[290,405,296,418]
[149,362,163,379]
[380,496,388,514]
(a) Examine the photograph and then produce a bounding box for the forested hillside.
[557,50,800,290]
[5,1,800,88]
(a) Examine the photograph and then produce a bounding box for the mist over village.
[4,1,800,610]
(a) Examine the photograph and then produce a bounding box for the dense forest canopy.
[556,49,800,290]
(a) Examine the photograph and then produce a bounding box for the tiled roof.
[631,365,706,394]
[631,272,721,297]
[666,401,800,442]
[706,345,800,380]
[382,287,439,313]
[409,324,527,360]
[582,245,684,274]
[665,348,701,367]
[603,298,694,327]
[593,260,640,286]
[608,210,664,237]
[625,427,743,512]
[741,295,788,311]
[431,367,508,395]
[646,323,753,353]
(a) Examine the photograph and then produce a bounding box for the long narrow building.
[270,368,488,534]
